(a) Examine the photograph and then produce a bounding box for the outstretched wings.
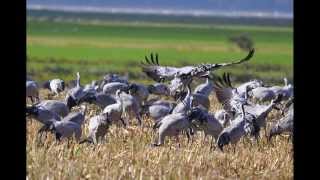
[141,53,181,82]
[141,49,255,83]
[213,73,236,112]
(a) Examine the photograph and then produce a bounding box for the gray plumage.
[194,76,214,97]
[141,50,254,95]
[26,105,61,125]
[26,80,40,103]
[214,109,234,127]
[65,72,87,105]
[102,82,128,95]
[50,120,82,141]
[118,91,142,125]
[213,73,251,121]
[153,113,193,146]
[190,107,224,141]
[36,100,70,117]
[216,95,282,151]
[62,105,87,125]
[250,78,293,102]
[79,113,112,144]
[141,99,176,121]
[92,92,117,109]
[236,79,264,98]
[172,83,193,114]
[268,102,293,140]
[147,83,170,96]
[102,90,125,126]
[128,83,150,105]
[250,87,275,102]
[83,80,99,94]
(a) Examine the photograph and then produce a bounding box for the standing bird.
[141,99,176,122]
[216,95,283,151]
[36,100,70,117]
[140,49,254,95]
[48,120,82,142]
[213,73,252,125]
[189,107,224,148]
[147,83,170,96]
[26,80,40,104]
[102,90,126,126]
[102,82,129,95]
[43,79,65,96]
[26,105,61,138]
[118,90,143,126]
[216,104,257,151]
[42,105,87,142]
[80,92,116,110]
[194,75,214,97]
[61,105,87,126]
[249,86,276,102]
[83,80,99,94]
[65,72,92,109]
[236,79,264,98]
[172,81,193,114]
[128,83,150,106]
[79,113,112,144]
[152,112,194,146]
[268,101,293,141]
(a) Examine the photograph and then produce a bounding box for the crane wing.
[213,73,236,112]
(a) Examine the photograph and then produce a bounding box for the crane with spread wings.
[140,49,255,95]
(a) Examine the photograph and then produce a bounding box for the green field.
[27,17,293,84]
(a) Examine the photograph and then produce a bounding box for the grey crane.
[250,78,293,102]
[79,92,117,110]
[26,105,61,138]
[193,75,214,97]
[39,105,87,142]
[102,82,129,95]
[102,90,127,126]
[26,80,40,104]
[249,86,276,102]
[48,120,82,142]
[243,94,283,137]
[172,81,193,114]
[216,95,283,151]
[79,113,112,144]
[189,106,224,148]
[213,73,252,125]
[216,104,257,151]
[141,49,254,95]
[174,91,210,110]
[152,112,195,146]
[236,79,264,98]
[43,79,65,95]
[83,80,99,94]
[36,100,70,117]
[141,99,176,122]
[65,72,95,109]
[26,105,61,125]
[118,90,143,126]
[268,100,293,141]
[147,83,170,96]
[127,83,150,106]
[61,105,87,125]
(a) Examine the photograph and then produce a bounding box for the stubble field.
[26,90,293,179]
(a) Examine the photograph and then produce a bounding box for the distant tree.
[229,34,254,52]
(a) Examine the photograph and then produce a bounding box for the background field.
[27,10,293,85]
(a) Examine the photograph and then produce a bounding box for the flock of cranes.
[26,49,293,151]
